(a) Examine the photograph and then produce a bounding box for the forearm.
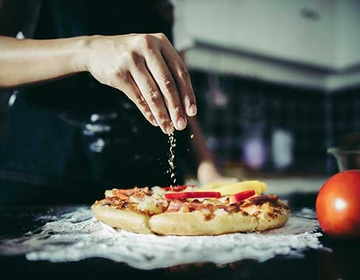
[0,35,87,88]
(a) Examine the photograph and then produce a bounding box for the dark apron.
[0,0,188,205]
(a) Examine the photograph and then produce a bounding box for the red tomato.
[316,170,360,238]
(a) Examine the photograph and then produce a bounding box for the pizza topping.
[200,180,267,195]
[150,186,166,199]
[165,191,221,200]
[108,187,152,200]
[129,190,149,204]
[247,194,279,206]
[111,190,129,200]
[138,196,165,215]
[166,200,182,212]
[104,190,115,198]
[166,199,252,221]
[229,189,255,204]
[104,196,121,205]
[167,200,220,213]
[103,196,133,210]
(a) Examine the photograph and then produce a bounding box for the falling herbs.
[167,129,177,185]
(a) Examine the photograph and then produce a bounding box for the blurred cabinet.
[174,0,360,92]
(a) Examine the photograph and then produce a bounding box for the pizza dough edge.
[91,203,152,234]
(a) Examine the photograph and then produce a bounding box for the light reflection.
[334,198,347,210]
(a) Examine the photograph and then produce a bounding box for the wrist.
[72,35,95,73]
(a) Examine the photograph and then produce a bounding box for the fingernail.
[176,118,186,130]
[151,118,158,126]
[166,125,175,135]
[188,104,197,116]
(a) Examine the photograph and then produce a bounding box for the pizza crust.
[251,200,290,232]
[91,203,152,234]
[148,211,259,236]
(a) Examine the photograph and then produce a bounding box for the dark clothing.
[0,0,189,205]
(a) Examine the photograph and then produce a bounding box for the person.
[0,0,234,205]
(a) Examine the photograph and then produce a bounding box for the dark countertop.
[0,192,359,280]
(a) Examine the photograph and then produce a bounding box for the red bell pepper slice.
[162,185,195,192]
[165,191,221,200]
[229,189,255,204]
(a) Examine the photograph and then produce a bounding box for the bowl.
[328,146,360,171]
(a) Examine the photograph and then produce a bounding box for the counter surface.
[0,188,359,280]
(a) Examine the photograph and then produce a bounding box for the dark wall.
[190,70,360,176]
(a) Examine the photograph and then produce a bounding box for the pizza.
[91,180,290,236]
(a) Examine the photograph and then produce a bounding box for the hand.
[81,33,197,134]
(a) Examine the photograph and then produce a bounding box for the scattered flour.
[0,207,322,270]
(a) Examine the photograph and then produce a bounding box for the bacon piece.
[166,200,222,213]
[113,186,151,198]
[247,194,279,205]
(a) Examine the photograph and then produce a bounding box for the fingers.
[129,53,172,134]
[108,33,197,134]
[115,71,159,128]
[156,34,197,117]
[145,49,187,131]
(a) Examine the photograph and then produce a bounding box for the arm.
[0,36,85,87]
[0,33,197,134]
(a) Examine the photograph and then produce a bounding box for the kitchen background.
[0,0,359,182]
[172,0,360,179]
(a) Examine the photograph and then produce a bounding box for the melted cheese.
[138,196,163,214]
[200,180,267,195]
[105,190,114,197]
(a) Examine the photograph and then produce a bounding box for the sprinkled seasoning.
[167,128,177,185]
